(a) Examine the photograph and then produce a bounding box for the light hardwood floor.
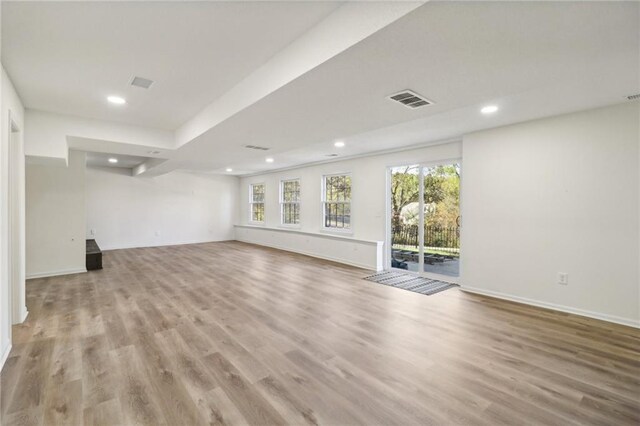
[1,241,639,425]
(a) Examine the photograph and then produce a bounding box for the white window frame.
[280,178,301,227]
[321,173,352,233]
[249,182,265,224]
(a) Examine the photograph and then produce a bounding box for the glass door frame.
[385,158,462,283]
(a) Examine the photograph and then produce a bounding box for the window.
[249,183,265,223]
[280,179,300,225]
[322,174,351,230]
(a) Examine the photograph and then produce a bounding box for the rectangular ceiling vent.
[244,144,270,151]
[388,90,433,109]
[130,76,154,89]
[627,93,640,101]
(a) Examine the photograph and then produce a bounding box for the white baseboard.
[235,238,378,271]
[12,307,29,325]
[26,268,87,280]
[461,285,640,329]
[0,343,12,372]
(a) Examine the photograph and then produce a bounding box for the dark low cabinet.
[86,239,103,271]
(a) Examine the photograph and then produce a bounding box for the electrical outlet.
[557,272,568,285]
[90,229,95,236]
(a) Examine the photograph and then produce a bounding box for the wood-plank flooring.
[1,241,639,425]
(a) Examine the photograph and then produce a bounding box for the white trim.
[26,268,87,280]
[418,165,424,275]
[7,110,25,329]
[1,344,13,372]
[19,309,28,323]
[234,224,380,245]
[234,238,378,271]
[461,285,640,329]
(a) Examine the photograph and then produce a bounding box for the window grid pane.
[281,180,300,225]
[252,203,264,222]
[250,184,265,222]
[323,174,351,229]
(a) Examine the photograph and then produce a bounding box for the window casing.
[249,183,265,223]
[322,174,351,230]
[280,179,300,226]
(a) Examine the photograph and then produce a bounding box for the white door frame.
[8,110,26,326]
[385,158,462,283]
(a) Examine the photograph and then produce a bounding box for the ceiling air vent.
[325,154,338,157]
[388,90,433,109]
[130,76,154,89]
[627,93,640,101]
[244,145,270,151]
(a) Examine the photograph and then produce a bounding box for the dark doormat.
[364,271,458,296]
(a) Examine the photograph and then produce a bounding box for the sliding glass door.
[389,161,460,280]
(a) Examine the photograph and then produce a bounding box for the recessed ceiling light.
[265,157,274,163]
[334,141,345,148]
[108,158,118,164]
[481,105,498,114]
[225,168,233,172]
[107,96,126,105]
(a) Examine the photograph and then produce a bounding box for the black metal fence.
[392,224,460,255]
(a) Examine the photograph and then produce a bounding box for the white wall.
[238,141,462,267]
[1,66,26,369]
[26,150,86,279]
[461,102,640,327]
[86,167,238,250]
[25,109,174,164]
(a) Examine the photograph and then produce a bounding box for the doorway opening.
[388,161,461,281]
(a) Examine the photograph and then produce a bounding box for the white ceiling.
[85,151,149,170]
[2,1,342,129]
[3,1,639,176]
[174,1,640,174]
